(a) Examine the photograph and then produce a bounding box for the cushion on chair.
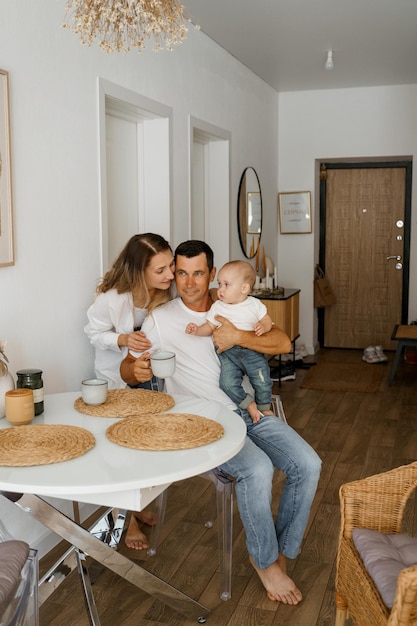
[0,540,30,615]
[352,528,417,609]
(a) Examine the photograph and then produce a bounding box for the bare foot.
[249,556,302,604]
[277,553,287,573]
[124,514,149,550]
[135,509,157,527]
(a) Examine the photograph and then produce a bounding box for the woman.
[85,233,175,549]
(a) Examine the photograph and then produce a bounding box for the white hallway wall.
[0,0,278,548]
[278,84,417,353]
[2,1,416,548]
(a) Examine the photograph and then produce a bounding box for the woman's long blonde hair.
[97,233,173,313]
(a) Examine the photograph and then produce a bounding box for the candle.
[262,246,266,277]
[266,268,270,290]
[255,244,260,272]
[274,266,278,288]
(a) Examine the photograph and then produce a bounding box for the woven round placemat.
[0,424,95,467]
[74,388,175,418]
[106,413,224,451]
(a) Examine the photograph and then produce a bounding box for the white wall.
[0,0,278,550]
[278,84,417,353]
[2,0,416,553]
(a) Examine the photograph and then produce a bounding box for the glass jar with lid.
[16,369,44,415]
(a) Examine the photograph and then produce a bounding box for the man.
[121,240,321,605]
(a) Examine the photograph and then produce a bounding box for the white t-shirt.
[132,298,237,410]
[85,289,147,389]
[207,296,267,331]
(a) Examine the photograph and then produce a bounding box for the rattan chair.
[335,461,417,626]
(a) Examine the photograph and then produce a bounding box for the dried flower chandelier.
[62,0,191,53]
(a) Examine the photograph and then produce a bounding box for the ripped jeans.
[219,410,322,568]
[218,346,272,412]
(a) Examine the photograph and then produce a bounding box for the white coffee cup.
[150,351,176,379]
[81,379,108,405]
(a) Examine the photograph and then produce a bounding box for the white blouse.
[85,289,147,389]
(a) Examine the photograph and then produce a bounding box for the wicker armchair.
[335,461,417,626]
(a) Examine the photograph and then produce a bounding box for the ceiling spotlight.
[325,50,334,70]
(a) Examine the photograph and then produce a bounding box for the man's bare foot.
[125,514,150,550]
[277,553,287,573]
[249,556,302,604]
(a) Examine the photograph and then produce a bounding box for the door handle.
[386,255,402,261]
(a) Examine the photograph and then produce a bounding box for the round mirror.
[237,167,262,259]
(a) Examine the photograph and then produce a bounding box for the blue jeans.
[128,376,161,391]
[218,410,321,569]
[218,346,272,411]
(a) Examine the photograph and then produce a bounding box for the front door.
[319,162,412,350]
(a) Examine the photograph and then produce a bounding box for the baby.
[186,260,274,423]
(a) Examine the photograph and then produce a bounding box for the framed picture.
[0,69,14,267]
[278,191,312,234]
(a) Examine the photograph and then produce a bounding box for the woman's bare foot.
[124,508,158,549]
[249,556,302,604]
[125,514,149,550]
[135,509,157,527]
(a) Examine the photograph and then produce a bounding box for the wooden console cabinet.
[255,288,300,341]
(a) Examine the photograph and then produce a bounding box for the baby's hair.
[220,260,256,289]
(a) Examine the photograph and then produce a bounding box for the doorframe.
[98,78,172,273]
[189,116,231,277]
[317,159,413,347]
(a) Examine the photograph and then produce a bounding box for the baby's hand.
[254,322,265,337]
[186,323,198,334]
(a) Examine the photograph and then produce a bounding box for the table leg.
[38,506,123,607]
[72,501,106,625]
[388,341,404,386]
[14,493,210,623]
[75,548,102,625]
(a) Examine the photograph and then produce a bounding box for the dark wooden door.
[319,162,412,350]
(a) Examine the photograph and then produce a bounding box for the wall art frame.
[278,190,312,234]
[0,69,14,267]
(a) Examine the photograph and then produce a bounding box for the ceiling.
[183,0,417,93]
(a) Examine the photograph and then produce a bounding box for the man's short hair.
[175,240,214,272]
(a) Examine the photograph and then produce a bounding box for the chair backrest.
[339,461,417,539]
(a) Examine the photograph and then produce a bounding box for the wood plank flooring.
[39,348,417,626]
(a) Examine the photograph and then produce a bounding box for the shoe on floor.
[362,346,380,364]
[375,345,388,362]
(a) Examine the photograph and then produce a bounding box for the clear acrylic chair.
[148,370,287,600]
[0,518,39,626]
[148,468,235,601]
[147,393,287,601]
[146,377,235,600]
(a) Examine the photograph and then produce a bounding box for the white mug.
[150,351,176,379]
[81,379,108,405]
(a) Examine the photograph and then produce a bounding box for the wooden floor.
[39,348,417,626]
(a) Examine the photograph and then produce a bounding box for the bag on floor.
[314,265,337,308]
